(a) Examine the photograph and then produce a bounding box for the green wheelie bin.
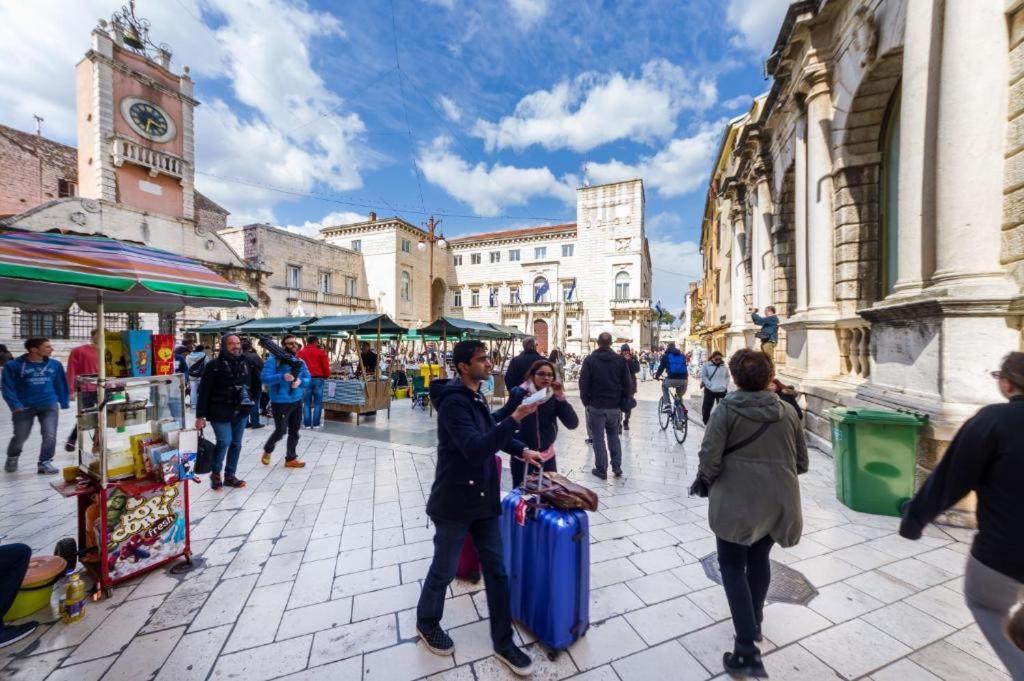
[826,407,928,516]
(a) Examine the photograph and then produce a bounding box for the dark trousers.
[417,517,514,650]
[510,454,557,489]
[0,543,31,624]
[717,535,774,654]
[702,390,727,425]
[7,405,59,463]
[265,401,302,460]
[67,391,98,445]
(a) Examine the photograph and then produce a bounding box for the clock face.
[119,96,176,143]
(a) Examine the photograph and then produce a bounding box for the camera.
[234,384,256,409]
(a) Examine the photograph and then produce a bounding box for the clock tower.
[75,3,197,219]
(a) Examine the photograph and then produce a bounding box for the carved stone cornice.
[858,295,1024,323]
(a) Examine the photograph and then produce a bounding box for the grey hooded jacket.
[698,390,808,547]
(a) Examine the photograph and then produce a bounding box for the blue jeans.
[7,405,59,463]
[303,378,324,427]
[210,415,248,477]
[417,516,514,649]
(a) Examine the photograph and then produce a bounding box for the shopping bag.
[194,430,216,475]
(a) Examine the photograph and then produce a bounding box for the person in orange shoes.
[260,335,311,468]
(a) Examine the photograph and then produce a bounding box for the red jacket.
[297,345,331,378]
[67,344,99,396]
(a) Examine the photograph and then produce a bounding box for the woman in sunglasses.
[900,351,1024,676]
[495,359,579,488]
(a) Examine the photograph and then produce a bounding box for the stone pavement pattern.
[0,381,1010,680]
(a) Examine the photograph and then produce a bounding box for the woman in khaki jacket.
[696,349,808,678]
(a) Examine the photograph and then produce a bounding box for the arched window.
[533,276,549,302]
[880,85,901,297]
[401,271,411,301]
[615,271,630,300]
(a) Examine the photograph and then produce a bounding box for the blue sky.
[0,0,792,311]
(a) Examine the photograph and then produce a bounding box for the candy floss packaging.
[122,330,153,377]
[152,334,175,375]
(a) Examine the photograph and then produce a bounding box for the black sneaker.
[0,621,38,649]
[64,442,77,453]
[723,651,768,678]
[417,624,454,656]
[585,438,593,444]
[495,644,534,677]
[591,467,607,480]
[613,468,623,478]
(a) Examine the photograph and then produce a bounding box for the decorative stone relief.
[70,212,87,226]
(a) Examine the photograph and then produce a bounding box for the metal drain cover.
[699,552,818,606]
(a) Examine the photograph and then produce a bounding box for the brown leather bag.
[524,470,599,512]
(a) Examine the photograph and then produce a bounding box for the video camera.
[257,335,304,377]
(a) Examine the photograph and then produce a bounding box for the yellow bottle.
[62,572,87,623]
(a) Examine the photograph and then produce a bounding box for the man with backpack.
[194,334,262,490]
[655,342,689,413]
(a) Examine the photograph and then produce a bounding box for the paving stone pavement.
[0,381,1008,680]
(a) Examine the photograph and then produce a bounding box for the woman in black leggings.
[695,349,808,678]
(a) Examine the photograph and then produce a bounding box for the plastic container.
[4,555,66,622]
[826,407,928,516]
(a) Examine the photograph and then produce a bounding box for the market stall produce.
[304,314,407,423]
[0,229,253,598]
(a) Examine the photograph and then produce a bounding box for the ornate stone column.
[752,174,774,308]
[804,69,837,315]
[931,0,1012,295]
[891,0,940,295]
[794,114,809,313]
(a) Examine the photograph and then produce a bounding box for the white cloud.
[508,0,549,28]
[587,123,722,198]
[722,93,755,111]
[472,59,717,153]
[438,95,462,122]
[649,239,703,312]
[647,211,684,237]
[417,136,576,217]
[282,210,366,237]
[726,0,792,57]
[0,0,370,224]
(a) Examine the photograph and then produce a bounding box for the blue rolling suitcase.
[500,486,589,651]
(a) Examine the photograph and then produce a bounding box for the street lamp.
[419,216,447,318]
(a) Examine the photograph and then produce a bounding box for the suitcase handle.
[513,456,548,493]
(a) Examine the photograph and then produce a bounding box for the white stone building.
[447,179,652,355]
[696,0,1024,522]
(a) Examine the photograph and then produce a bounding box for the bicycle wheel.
[673,408,688,443]
[658,395,670,430]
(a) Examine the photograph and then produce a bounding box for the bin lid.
[22,555,66,588]
[825,407,927,426]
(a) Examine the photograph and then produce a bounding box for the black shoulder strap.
[723,421,771,456]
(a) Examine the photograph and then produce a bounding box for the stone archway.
[533,319,549,356]
[430,278,445,320]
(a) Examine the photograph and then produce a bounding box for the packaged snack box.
[152,334,175,375]
[104,332,129,378]
[122,330,153,377]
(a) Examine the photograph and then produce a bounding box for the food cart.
[419,317,521,402]
[0,230,253,598]
[304,314,407,424]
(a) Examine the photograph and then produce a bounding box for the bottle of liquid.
[62,572,87,623]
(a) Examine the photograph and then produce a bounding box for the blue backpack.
[666,352,687,375]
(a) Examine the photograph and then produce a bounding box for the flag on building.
[567,278,576,301]
[535,279,550,302]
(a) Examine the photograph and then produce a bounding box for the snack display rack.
[51,374,193,598]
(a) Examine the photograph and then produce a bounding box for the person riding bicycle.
[655,342,689,411]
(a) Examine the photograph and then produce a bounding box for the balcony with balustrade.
[111,137,186,180]
[283,288,375,311]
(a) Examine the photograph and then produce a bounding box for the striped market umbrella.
[0,230,253,311]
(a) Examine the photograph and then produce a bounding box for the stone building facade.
[696,0,1024,521]
[219,224,374,318]
[447,179,652,355]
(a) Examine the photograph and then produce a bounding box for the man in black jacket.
[579,332,632,480]
[619,344,640,431]
[503,337,543,390]
[417,340,541,676]
[194,334,262,490]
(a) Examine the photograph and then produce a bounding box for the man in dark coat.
[579,332,633,480]
[503,337,543,390]
[416,340,540,676]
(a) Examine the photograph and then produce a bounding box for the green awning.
[420,316,506,339]
[306,314,407,336]
[240,316,318,334]
[186,318,253,333]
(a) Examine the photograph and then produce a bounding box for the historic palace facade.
[695,0,1024,521]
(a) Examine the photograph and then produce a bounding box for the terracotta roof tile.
[449,222,576,244]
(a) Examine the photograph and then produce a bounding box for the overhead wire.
[389,0,427,216]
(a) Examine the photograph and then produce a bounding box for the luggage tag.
[515,493,539,526]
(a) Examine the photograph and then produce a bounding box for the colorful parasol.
[0,230,253,311]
